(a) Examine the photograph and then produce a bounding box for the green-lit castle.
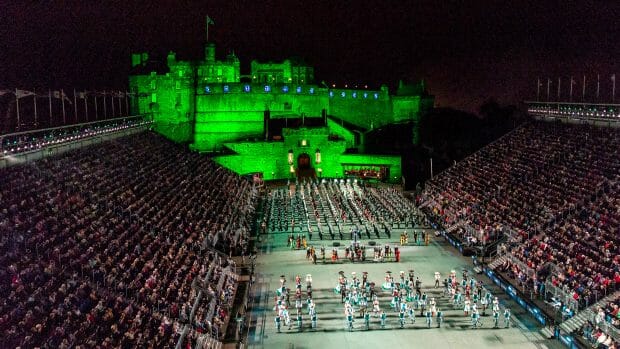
[129,40,433,182]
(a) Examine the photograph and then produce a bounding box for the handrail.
[1,114,148,138]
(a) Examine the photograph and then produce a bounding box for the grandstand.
[419,109,620,347]
[1,98,619,349]
[0,132,256,348]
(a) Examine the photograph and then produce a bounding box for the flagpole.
[546,78,551,101]
[596,74,600,100]
[537,78,541,101]
[15,88,20,131]
[103,90,107,119]
[61,89,66,124]
[612,74,616,103]
[117,92,122,116]
[48,89,53,126]
[111,91,115,117]
[73,88,78,123]
[569,76,574,102]
[33,88,38,127]
[84,92,88,122]
[557,77,561,101]
[582,76,586,102]
[125,92,129,116]
[94,93,98,120]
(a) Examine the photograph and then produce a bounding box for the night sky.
[1,1,618,112]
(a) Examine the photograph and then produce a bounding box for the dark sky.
[1,0,618,112]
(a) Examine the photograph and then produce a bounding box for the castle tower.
[205,43,216,63]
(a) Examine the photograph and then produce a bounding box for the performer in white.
[463,297,471,316]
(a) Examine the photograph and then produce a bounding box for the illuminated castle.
[129,41,433,182]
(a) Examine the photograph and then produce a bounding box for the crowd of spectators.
[419,121,620,304]
[0,132,257,347]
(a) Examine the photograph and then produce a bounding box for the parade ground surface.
[247,231,564,349]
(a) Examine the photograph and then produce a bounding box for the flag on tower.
[61,90,72,104]
[207,16,214,25]
[15,89,36,99]
[0,89,12,96]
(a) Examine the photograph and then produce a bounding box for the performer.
[297,313,303,330]
[493,310,500,328]
[399,310,406,328]
[364,312,371,330]
[436,308,443,328]
[347,312,354,331]
[453,290,462,308]
[311,312,317,329]
[275,315,281,333]
[503,308,511,328]
[307,298,314,315]
[434,271,441,288]
[407,304,416,324]
[480,293,488,316]
[373,297,381,317]
[492,297,500,313]
[306,274,312,288]
[463,297,471,316]
[425,309,433,328]
[380,310,387,328]
[359,295,368,318]
[471,308,481,329]
[419,292,428,316]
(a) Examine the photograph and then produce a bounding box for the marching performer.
[399,309,406,328]
[463,297,471,316]
[471,308,481,329]
[503,308,511,328]
[380,310,387,328]
[425,309,433,328]
[373,297,381,317]
[407,303,416,324]
[347,312,354,331]
[311,311,317,329]
[436,308,443,328]
[275,315,281,333]
[480,293,488,316]
[493,309,500,328]
[492,297,500,313]
[364,311,371,330]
